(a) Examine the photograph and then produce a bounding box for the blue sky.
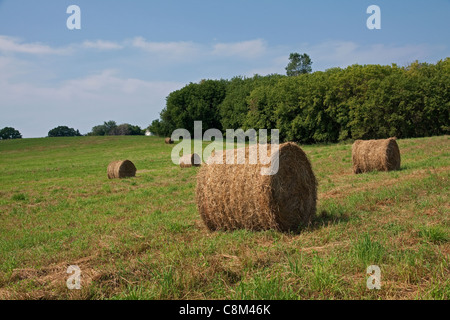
[0,0,449,138]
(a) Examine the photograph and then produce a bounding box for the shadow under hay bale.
[107,160,137,179]
[165,137,174,144]
[179,153,202,168]
[352,137,401,174]
[196,142,317,232]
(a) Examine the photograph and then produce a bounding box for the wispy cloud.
[306,41,441,69]
[129,37,268,60]
[250,41,445,75]
[212,39,267,58]
[130,36,200,57]
[0,35,71,55]
[82,40,123,50]
[62,70,182,97]
[5,35,436,71]
[0,68,183,137]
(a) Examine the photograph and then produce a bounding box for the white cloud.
[306,41,440,69]
[0,56,29,79]
[245,55,289,76]
[244,41,444,76]
[61,70,181,97]
[0,68,183,137]
[82,40,123,50]
[212,39,267,58]
[131,36,200,57]
[0,34,443,69]
[0,35,71,55]
[129,37,268,61]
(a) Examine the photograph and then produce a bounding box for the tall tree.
[103,121,118,135]
[285,52,312,76]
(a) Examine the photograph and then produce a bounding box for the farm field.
[0,135,448,300]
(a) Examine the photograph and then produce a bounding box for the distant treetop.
[48,126,82,137]
[0,127,22,140]
[87,121,144,136]
[285,52,313,76]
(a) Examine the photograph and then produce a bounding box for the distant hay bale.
[165,137,174,144]
[107,160,137,179]
[196,142,317,232]
[352,137,401,174]
[179,153,202,168]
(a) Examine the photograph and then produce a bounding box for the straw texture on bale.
[165,137,174,144]
[196,142,317,232]
[179,153,202,168]
[107,160,137,179]
[352,137,401,174]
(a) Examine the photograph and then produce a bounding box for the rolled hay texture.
[196,142,317,232]
[165,137,174,144]
[107,160,137,179]
[179,153,202,168]
[352,137,401,174]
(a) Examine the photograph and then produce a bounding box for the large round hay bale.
[179,153,202,168]
[196,142,317,232]
[107,160,137,179]
[165,137,174,144]
[352,137,401,174]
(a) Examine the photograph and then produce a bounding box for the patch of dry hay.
[5,256,100,299]
[107,160,137,179]
[196,142,317,232]
[179,153,202,168]
[352,138,401,174]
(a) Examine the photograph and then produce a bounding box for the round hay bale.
[179,153,202,168]
[352,137,401,174]
[107,160,137,179]
[165,137,174,144]
[196,142,317,232]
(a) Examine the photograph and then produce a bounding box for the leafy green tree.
[88,121,144,136]
[160,79,227,135]
[147,119,173,137]
[285,53,312,76]
[148,119,162,136]
[128,124,144,135]
[0,127,22,140]
[110,124,130,136]
[151,59,449,144]
[88,125,107,136]
[88,121,117,136]
[219,74,284,131]
[110,123,144,135]
[103,121,118,135]
[48,126,82,137]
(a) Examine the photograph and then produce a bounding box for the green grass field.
[0,135,448,300]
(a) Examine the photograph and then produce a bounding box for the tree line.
[86,121,144,136]
[0,122,145,140]
[149,58,449,143]
[50,122,145,137]
[53,122,145,137]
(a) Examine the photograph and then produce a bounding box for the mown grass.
[0,135,448,300]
